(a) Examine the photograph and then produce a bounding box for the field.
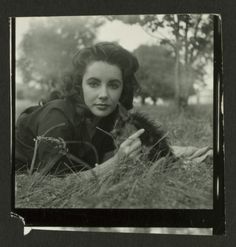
[15,101,213,209]
[135,104,213,147]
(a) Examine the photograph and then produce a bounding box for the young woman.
[15,42,145,176]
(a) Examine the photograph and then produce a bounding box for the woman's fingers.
[119,138,142,159]
[129,147,142,159]
[116,129,145,161]
[127,128,145,141]
[126,138,142,154]
[120,129,145,147]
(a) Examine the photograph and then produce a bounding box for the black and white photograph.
[13,14,219,229]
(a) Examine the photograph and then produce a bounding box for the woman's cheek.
[86,87,97,103]
[112,87,123,101]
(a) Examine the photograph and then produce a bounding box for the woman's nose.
[98,86,108,99]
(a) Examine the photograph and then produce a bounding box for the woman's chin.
[91,109,113,117]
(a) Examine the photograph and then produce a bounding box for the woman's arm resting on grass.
[80,129,145,179]
[80,155,117,179]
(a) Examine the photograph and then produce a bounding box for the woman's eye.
[88,81,99,88]
[109,82,120,89]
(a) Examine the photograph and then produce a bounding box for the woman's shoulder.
[43,98,88,126]
[43,99,75,115]
[45,98,72,109]
[35,99,78,124]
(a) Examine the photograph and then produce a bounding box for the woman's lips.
[95,104,110,110]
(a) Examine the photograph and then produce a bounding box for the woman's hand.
[81,129,145,179]
[113,129,145,162]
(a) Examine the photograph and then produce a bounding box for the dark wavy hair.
[63,42,139,110]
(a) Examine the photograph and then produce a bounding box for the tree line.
[16,15,213,109]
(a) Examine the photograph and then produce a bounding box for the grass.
[135,104,213,147]
[15,155,212,209]
[15,103,213,209]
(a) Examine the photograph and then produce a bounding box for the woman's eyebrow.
[109,79,122,84]
[87,77,100,81]
[86,77,122,84]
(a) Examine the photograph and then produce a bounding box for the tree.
[108,14,213,109]
[17,16,104,99]
[154,14,213,108]
[133,45,176,102]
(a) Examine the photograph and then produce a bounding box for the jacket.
[15,98,118,174]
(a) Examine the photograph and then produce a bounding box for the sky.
[15,17,157,53]
[15,16,157,85]
[96,19,157,51]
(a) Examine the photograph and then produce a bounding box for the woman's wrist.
[79,156,117,179]
[93,156,117,176]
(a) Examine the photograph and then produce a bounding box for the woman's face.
[82,61,123,118]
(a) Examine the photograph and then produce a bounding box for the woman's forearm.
[80,156,117,179]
